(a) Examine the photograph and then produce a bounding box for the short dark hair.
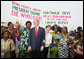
[52,24,58,30]
[2,29,9,37]
[25,21,32,26]
[77,26,82,31]
[51,24,62,33]
[8,22,12,26]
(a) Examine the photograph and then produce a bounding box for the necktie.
[35,27,38,37]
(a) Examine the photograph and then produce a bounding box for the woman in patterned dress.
[14,22,21,58]
[7,22,16,57]
[19,21,32,58]
[55,26,73,58]
[8,22,16,44]
[49,25,60,58]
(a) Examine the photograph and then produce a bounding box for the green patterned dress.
[49,32,60,58]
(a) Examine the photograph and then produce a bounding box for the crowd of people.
[1,19,83,58]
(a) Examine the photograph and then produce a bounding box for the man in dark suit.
[28,19,45,58]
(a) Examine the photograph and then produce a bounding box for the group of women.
[1,20,83,58]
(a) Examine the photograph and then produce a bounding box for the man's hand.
[28,46,32,51]
[43,40,46,45]
[40,46,44,52]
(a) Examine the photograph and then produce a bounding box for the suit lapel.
[37,27,40,37]
[33,27,36,38]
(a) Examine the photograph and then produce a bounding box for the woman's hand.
[65,40,68,43]
[74,47,83,55]
[59,43,63,47]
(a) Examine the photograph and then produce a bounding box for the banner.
[11,1,71,25]
[1,1,83,31]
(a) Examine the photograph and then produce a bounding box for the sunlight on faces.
[74,33,79,38]
[62,26,67,33]
[9,23,14,30]
[4,32,9,38]
[33,19,39,27]
[46,27,51,32]
[54,28,58,33]
[26,23,31,29]
[16,25,20,29]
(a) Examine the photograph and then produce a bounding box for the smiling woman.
[1,30,15,58]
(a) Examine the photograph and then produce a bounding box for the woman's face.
[1,27,4,34]
[9,24,13,30]
[4,32,9,38]
[16,25,20,29]
[71,31,74,35]
[79,28,82,32]
[54,28,58,33]
[74,33,78,38]
[46,27,51,32]
[69,39,73,43]
[1,27,4,31]
[62,27,67,33]
[26,23,31,29]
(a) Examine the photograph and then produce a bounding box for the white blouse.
[45,33,52,47]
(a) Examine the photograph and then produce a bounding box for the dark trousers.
[43,47,49,58]
[31,51,44,58]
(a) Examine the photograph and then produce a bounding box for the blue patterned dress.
[56,34,73,58]
[19,28,30,58]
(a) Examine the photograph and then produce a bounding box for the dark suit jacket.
[29,26,45,51]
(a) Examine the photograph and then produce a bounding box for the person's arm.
[55,38,59,44]
[29,29,32,46]
[52,36,54,43]
[28,29,32,51]
[55,38,63,47]
[16,30,21,41]
[48,35,52,45]
[74,49,83,55]
[55,34,63,47]
[10,40,16,58]
[41,28,45,46]
[40,28,45,52]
